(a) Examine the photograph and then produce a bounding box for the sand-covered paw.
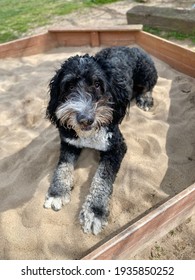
[44,193,71,211]
[136,99,153,111]
[136,94,153,111]
[79,206,108,235]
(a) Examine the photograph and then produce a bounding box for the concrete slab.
[126,5,195,33]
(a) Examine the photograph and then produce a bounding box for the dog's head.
[47,54,114,138]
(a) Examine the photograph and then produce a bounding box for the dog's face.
[47,55,113,138]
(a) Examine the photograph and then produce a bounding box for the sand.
[0,44,195,260]
[0,0,195,260]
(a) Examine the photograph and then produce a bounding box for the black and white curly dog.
[44,46,158,235]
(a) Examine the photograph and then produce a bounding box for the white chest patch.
[64,128,113,151]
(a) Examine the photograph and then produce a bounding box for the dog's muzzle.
[55,91,113,137]
[76,113,95,131]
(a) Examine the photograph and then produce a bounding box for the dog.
[44,46,158,235]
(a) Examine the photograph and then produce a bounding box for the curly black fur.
[44,46,158,235]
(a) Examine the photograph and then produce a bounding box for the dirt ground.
[24,0,195,51]
[16,0,195,259]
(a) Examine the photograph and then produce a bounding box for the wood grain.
[136,31,195,78]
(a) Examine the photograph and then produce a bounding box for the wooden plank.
[50,31,91,47]
[48,28,141,47]
[90,32,100,47]
[137,31,194,64]
[0,27,138,57]
[0,33,55,59]
[136,31,195,78]
[99,31,136,46]
[82,184,195,259]
[48,25,143,33]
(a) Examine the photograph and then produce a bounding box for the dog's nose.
[77,114,94,126]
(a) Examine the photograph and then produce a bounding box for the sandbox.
[0,26,194,260]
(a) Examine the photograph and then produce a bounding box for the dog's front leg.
[80,140,127,235]
[44,142,81,211]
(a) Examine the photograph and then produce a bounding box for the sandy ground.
[0,0,195,260]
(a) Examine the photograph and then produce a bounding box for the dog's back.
[95,46,158,111]
[95,46,157,91]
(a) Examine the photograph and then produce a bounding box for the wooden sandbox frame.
[1,26,195,259]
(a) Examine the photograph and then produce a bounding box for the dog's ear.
[95,54,132,125]
[46,68,64,126]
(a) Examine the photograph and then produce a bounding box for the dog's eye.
[68,83,74,90]
[94,81,100,88]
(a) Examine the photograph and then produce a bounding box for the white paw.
[44,193,71,211]
[79,207,108,235]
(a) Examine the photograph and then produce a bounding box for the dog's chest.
[64,128,113,151]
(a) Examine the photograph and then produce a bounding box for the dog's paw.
[43,193,71,211]
[79,204,108,235]
[136,95,153,111]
